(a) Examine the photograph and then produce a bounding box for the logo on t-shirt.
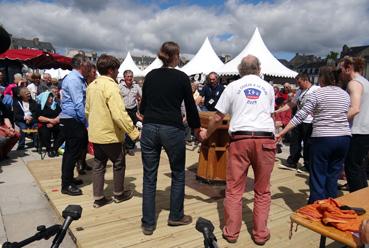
[244,88,261,100]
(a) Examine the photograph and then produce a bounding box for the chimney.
[33,37,39,46]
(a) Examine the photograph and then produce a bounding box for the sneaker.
[168,215,192,226]
[222,233,237,243]
[338,183,349,191]
[297,166,308,173]
[113,190,134,203]
[93,197,113,208]
[141,224,155,235]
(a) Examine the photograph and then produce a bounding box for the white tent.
[142,57,163,76]
[217,28,297,78]
[180,37,224,76]
[44,68,70,80]
[118,52,144,78]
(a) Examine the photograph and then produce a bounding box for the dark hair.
[341,56,365,73]
[71,54,91,69]
[158,41,180,67]
[31,72,41,80]
[295,72,309,81]
[96,54,120,75]
[318,66,337,86]
[123,70,133,76]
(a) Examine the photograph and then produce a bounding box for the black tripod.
[2,205,82,248]
[196,217,219,248]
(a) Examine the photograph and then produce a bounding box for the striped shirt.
[290,86,351,137]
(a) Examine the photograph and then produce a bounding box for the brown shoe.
[113,190,134,203]
[252,233,271,246]
[222,233,237,243]
[168,215,192,226]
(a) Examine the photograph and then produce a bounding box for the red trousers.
[223,135,275,243]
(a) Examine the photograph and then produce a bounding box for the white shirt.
[292,85,320,123]
[215,74,275,134]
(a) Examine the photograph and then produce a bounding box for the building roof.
[340,45,369,58]
[132,56,155,66]
[10,37,55,53]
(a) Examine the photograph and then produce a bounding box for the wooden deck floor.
[27,148,344,248]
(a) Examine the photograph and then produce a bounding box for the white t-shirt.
[215,74,275,134]
[293,85,320,123]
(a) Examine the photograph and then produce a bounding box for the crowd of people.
[1,39,369,245]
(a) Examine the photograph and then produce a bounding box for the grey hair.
[71,54,92,69]
[43,73,51,79]
[238,55,261,76]
[14,73,23,80]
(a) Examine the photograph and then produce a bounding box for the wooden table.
[291,187,369,248]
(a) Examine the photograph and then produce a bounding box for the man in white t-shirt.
[200,55,275,246]
[276,73,319,172]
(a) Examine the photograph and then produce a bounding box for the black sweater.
[140,68,200,129]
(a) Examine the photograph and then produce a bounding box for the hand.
[275,133,283,143]
[198,128,208,142]
[46,123,54,128]
[361,219,369,244]
[136,112,144,122]
[51,118,59,125]
[275,121,283,128]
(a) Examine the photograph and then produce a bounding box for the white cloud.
[1,0,368,59]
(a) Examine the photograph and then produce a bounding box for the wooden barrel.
[197,112,230,183]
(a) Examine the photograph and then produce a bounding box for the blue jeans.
[308,136,350,203]
[140,123,185,228]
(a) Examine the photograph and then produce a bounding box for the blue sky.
[1,0,369,61]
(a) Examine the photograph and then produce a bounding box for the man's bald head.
[238,55,261,77]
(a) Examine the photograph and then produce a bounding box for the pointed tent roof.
[118,52,144,77]
[180,37,224,76]
[142,57,163,76]
[217,28,297,78]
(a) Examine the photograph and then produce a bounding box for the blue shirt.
[60,70,87,127]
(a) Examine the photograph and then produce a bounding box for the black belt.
[231,131,274,138]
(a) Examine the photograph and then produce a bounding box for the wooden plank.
[26,150,345,248]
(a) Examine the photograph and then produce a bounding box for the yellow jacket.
[86,75,139,144]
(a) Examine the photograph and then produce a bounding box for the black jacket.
[13,99,38,123]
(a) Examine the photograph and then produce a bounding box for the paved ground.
[0,147,76,248]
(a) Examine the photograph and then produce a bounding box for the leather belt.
[231,131,274,138]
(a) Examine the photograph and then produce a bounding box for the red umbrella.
[0,48,72,70]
